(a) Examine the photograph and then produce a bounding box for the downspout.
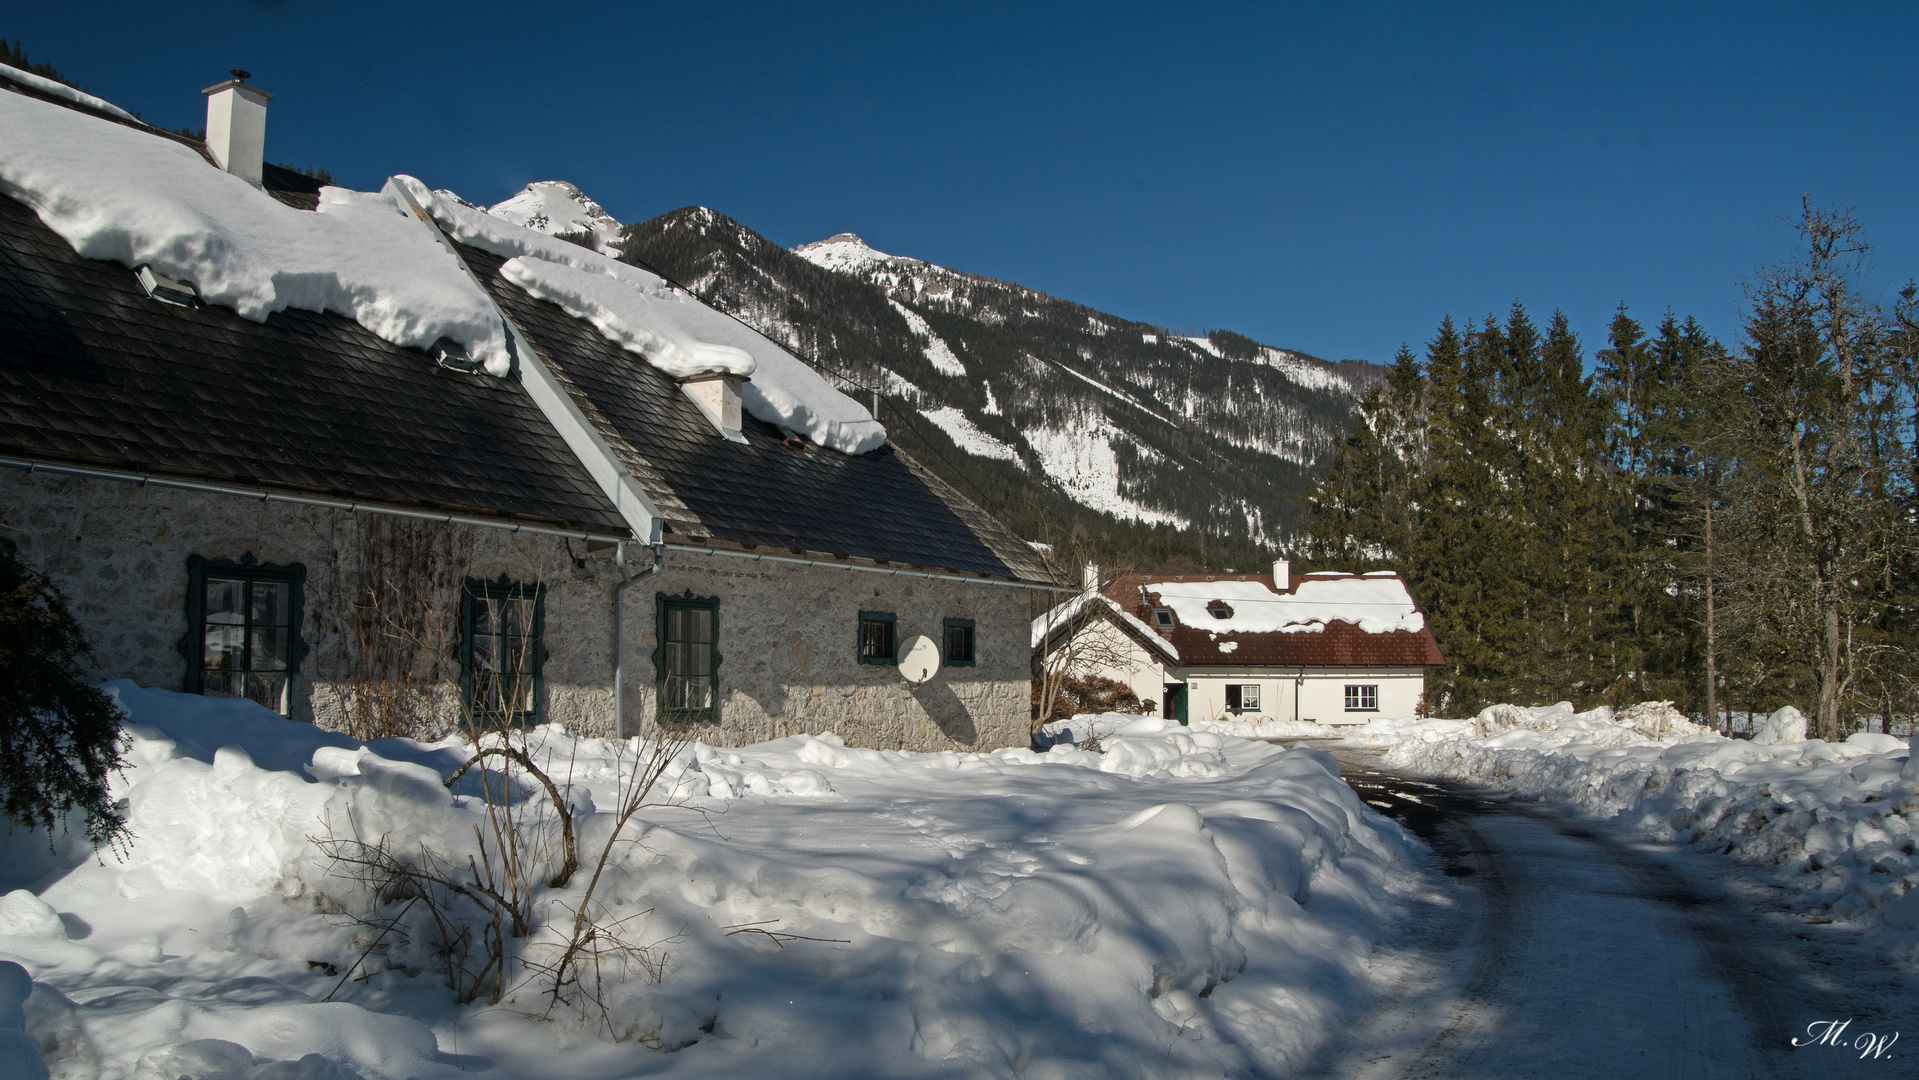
[1294,667,1303,725]
[613,540,665,739]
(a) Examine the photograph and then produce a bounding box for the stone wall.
[0,470,1033,751]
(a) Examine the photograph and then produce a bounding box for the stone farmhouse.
[0,70,1054,751]
[1033,561,1444,725]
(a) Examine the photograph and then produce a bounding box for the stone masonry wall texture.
[1,471,1031,752]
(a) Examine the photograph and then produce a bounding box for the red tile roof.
[1102,571,1445,667]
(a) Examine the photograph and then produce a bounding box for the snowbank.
[3,685,1422,1079]
[1147,575,1425,635]
[1369,701,1919,929]
[0,90,517,376]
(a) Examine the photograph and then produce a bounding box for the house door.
[1164,684,1188,725]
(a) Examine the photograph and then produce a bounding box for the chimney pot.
[203,78,272,187]
[1273,558,1290,592]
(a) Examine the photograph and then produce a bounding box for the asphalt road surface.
[1296,744,1916,1080]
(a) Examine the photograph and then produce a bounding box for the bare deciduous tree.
[1706,201,1918,740]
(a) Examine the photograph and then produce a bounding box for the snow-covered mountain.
[507,192,1376,561]
[486,181,624,255]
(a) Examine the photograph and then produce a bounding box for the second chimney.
[203,78,271,187]
[1082,562,1100,594]
[1273,558,1289,592]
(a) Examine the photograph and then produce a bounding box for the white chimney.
[1082,562,1100,593]
[1273,558,1289,592]
[203,77,271,187]
[681,372,746,442]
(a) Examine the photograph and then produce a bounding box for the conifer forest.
[1303,203,1918,738]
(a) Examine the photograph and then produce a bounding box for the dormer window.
[1207,601,1233,620]
[1153,608,1175,628]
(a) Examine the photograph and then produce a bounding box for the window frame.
[1153,608,1175,628]
[942,617,976,667]
[1344,684,1380,712]
[180,553,307,719]
[655,590,722,723]
[1224,682,1260,712]
[459,575,548,727]
[857,610,898,665]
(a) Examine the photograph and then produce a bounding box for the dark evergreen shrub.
[0,535,127,847]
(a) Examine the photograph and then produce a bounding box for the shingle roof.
[0,193,631,536]
[1102,571,1445,667]
[460,243,1051,584]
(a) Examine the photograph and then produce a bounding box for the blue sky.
[8,2,1917,364]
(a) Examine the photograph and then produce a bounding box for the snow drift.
[1,688,1421,1079]
[1355,701,1919,930]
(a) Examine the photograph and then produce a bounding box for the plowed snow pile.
[1350,701,1919,931]
[1,690,1421,1080]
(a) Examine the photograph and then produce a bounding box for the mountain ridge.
[482,183,1379,571]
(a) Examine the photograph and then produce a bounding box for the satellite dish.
[898,634,940,685]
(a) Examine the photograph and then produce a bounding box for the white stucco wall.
[1053,614,1172,711]
[1177,667,1428,726]
[1,469,1034,751]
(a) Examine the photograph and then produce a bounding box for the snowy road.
[1303,746,1915,1080]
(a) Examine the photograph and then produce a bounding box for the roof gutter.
[382,176,664,546]
[663,541,1071,592]
[0,454,1066,591]
[0,455,629,542]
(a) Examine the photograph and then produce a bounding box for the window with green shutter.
[461,576,546,725]
[943,617,975,666]
[858,611,897,664]
[181,553,307,718]
[656,591,721,722]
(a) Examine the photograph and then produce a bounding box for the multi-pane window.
[1345,684,1379,712]
[185,554,305,717]
[657,592,720,721]
[461,578,545,724]
[943,618,975,666]
[858,611,897,664]
[1225,683,1260,712]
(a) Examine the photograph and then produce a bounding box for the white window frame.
[1226,683,1260,712]
[1344,684,1379,712]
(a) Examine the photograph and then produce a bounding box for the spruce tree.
[0,536,127,847]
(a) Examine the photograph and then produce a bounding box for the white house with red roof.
[1033,560,1445,725]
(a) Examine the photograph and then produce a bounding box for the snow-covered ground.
[1350,702,1919,936]
[3,688,1423,1079]
[1169,700,1919,941]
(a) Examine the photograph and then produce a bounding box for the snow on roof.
[501,256,758,379]
[0,89,516,374]
[485,180,624,255]
[0,88,885,456]
[418,184,887,455]
[0,63,142,124]
[1147,575,1424,636]
[1033,591,1181,661]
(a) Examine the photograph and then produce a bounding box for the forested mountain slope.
[486,185,1379,571]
